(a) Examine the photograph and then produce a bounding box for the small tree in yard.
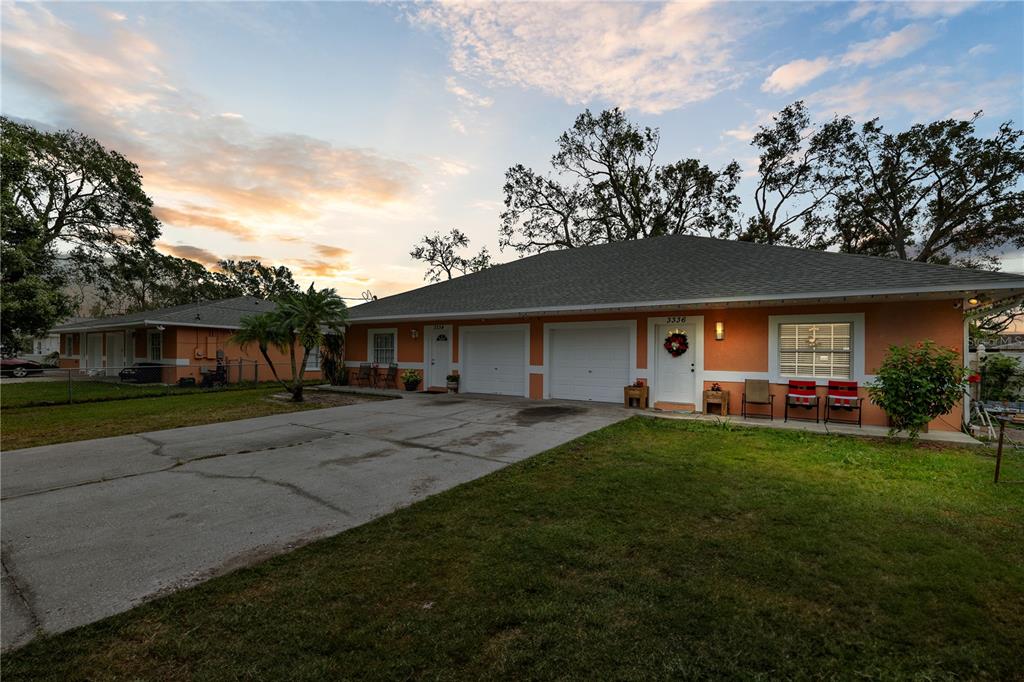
[868,341,970,438]
[980,354,1024,402]
[233,310,291,392]
[232,285,348,402]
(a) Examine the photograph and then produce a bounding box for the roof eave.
[52,320,246,333]
[348,282,1024,323]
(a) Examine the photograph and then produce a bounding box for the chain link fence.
[0,359,304,406]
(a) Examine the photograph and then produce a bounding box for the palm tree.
[274,284,348,401]
[232,310,291,393]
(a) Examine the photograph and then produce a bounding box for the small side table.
[702,390,730,416]
[624,385,649,409]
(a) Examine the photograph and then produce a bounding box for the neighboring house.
[24,317,91,362]
[52,297,322,384]
[345,235,1024,432]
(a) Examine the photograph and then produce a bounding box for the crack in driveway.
[168,470,351,516]
[1,548,42,645]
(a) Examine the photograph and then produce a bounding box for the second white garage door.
[548,326,631,402]
[461,328,527,396]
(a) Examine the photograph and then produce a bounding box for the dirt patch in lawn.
[266,391,390,406]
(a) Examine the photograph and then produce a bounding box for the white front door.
[461,327,527,396]
[105,333,125,376]
[86,333,103,369]
[548,326,631,402]
[654,322,698,405]
[427,326,451,388]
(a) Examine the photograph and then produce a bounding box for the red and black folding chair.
[784,380,820,423]
[824,380,862,427]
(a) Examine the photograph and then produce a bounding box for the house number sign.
[666,316,687,324]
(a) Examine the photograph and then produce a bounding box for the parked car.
[1,358,44,378]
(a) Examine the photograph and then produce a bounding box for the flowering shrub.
[868,341,969,438]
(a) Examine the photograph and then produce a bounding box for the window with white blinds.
[372,332,395,365]
[778,322,852,379]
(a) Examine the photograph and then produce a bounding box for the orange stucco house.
[52,297,323,385]
[344,236,1024,432]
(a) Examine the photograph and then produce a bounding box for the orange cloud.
[157,242,221,266]
[153,204,256,240]
[312,244,351,259]
[2,3,421,240]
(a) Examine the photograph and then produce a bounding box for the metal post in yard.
[255,361,259,384]
[994,416,1007,484]
[67,369,73,404]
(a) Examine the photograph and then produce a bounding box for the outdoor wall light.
[411,329,419,339]
[715,321,725,341]
[967,296,980,306]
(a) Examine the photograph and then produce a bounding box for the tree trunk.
[292,345,310,402]
[259,345,291,394]
[287,338,302,402]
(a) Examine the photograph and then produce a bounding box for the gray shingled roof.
[350,235,1024,321]
[53,296,278,331]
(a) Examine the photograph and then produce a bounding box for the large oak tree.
[822,113,1024,266]
[500,108,741,254]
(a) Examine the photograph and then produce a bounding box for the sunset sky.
[3,1,1022,297]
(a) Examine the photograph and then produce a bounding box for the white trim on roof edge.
[348,282,1024,323]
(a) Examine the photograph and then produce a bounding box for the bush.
[400,369,421,387]
[868,341,969,438]
[980,353,1024,402]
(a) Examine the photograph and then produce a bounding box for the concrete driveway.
[1,393,626,650]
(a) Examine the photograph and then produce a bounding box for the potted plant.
[868,341,970,438]
[446,374,460,393]
[400,369,421,392]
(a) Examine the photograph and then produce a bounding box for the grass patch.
[1,387,371,450]
[5,418,1022,679]
[0,379,306,409]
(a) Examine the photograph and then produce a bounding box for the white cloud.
[449,116,467,134]
[763,21,939,94]
[434,157,472,176]
[841,23,936,67]
[968,43,996,57]
[445,76,492,108]
[829,0,978,29]
[807,66,1020,121]
[411,1,747,114]
[761,57,833,93]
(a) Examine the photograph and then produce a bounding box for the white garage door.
[549,326,630,402]
[461,328,527,396]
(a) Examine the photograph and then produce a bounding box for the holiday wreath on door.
[663,331,689,357]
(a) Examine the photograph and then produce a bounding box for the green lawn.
[1,379,282,409]
[5,419,1021,680]
[1,387,369,450]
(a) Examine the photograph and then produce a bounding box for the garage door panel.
[549,327,630,403]
[461,329,526,396]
